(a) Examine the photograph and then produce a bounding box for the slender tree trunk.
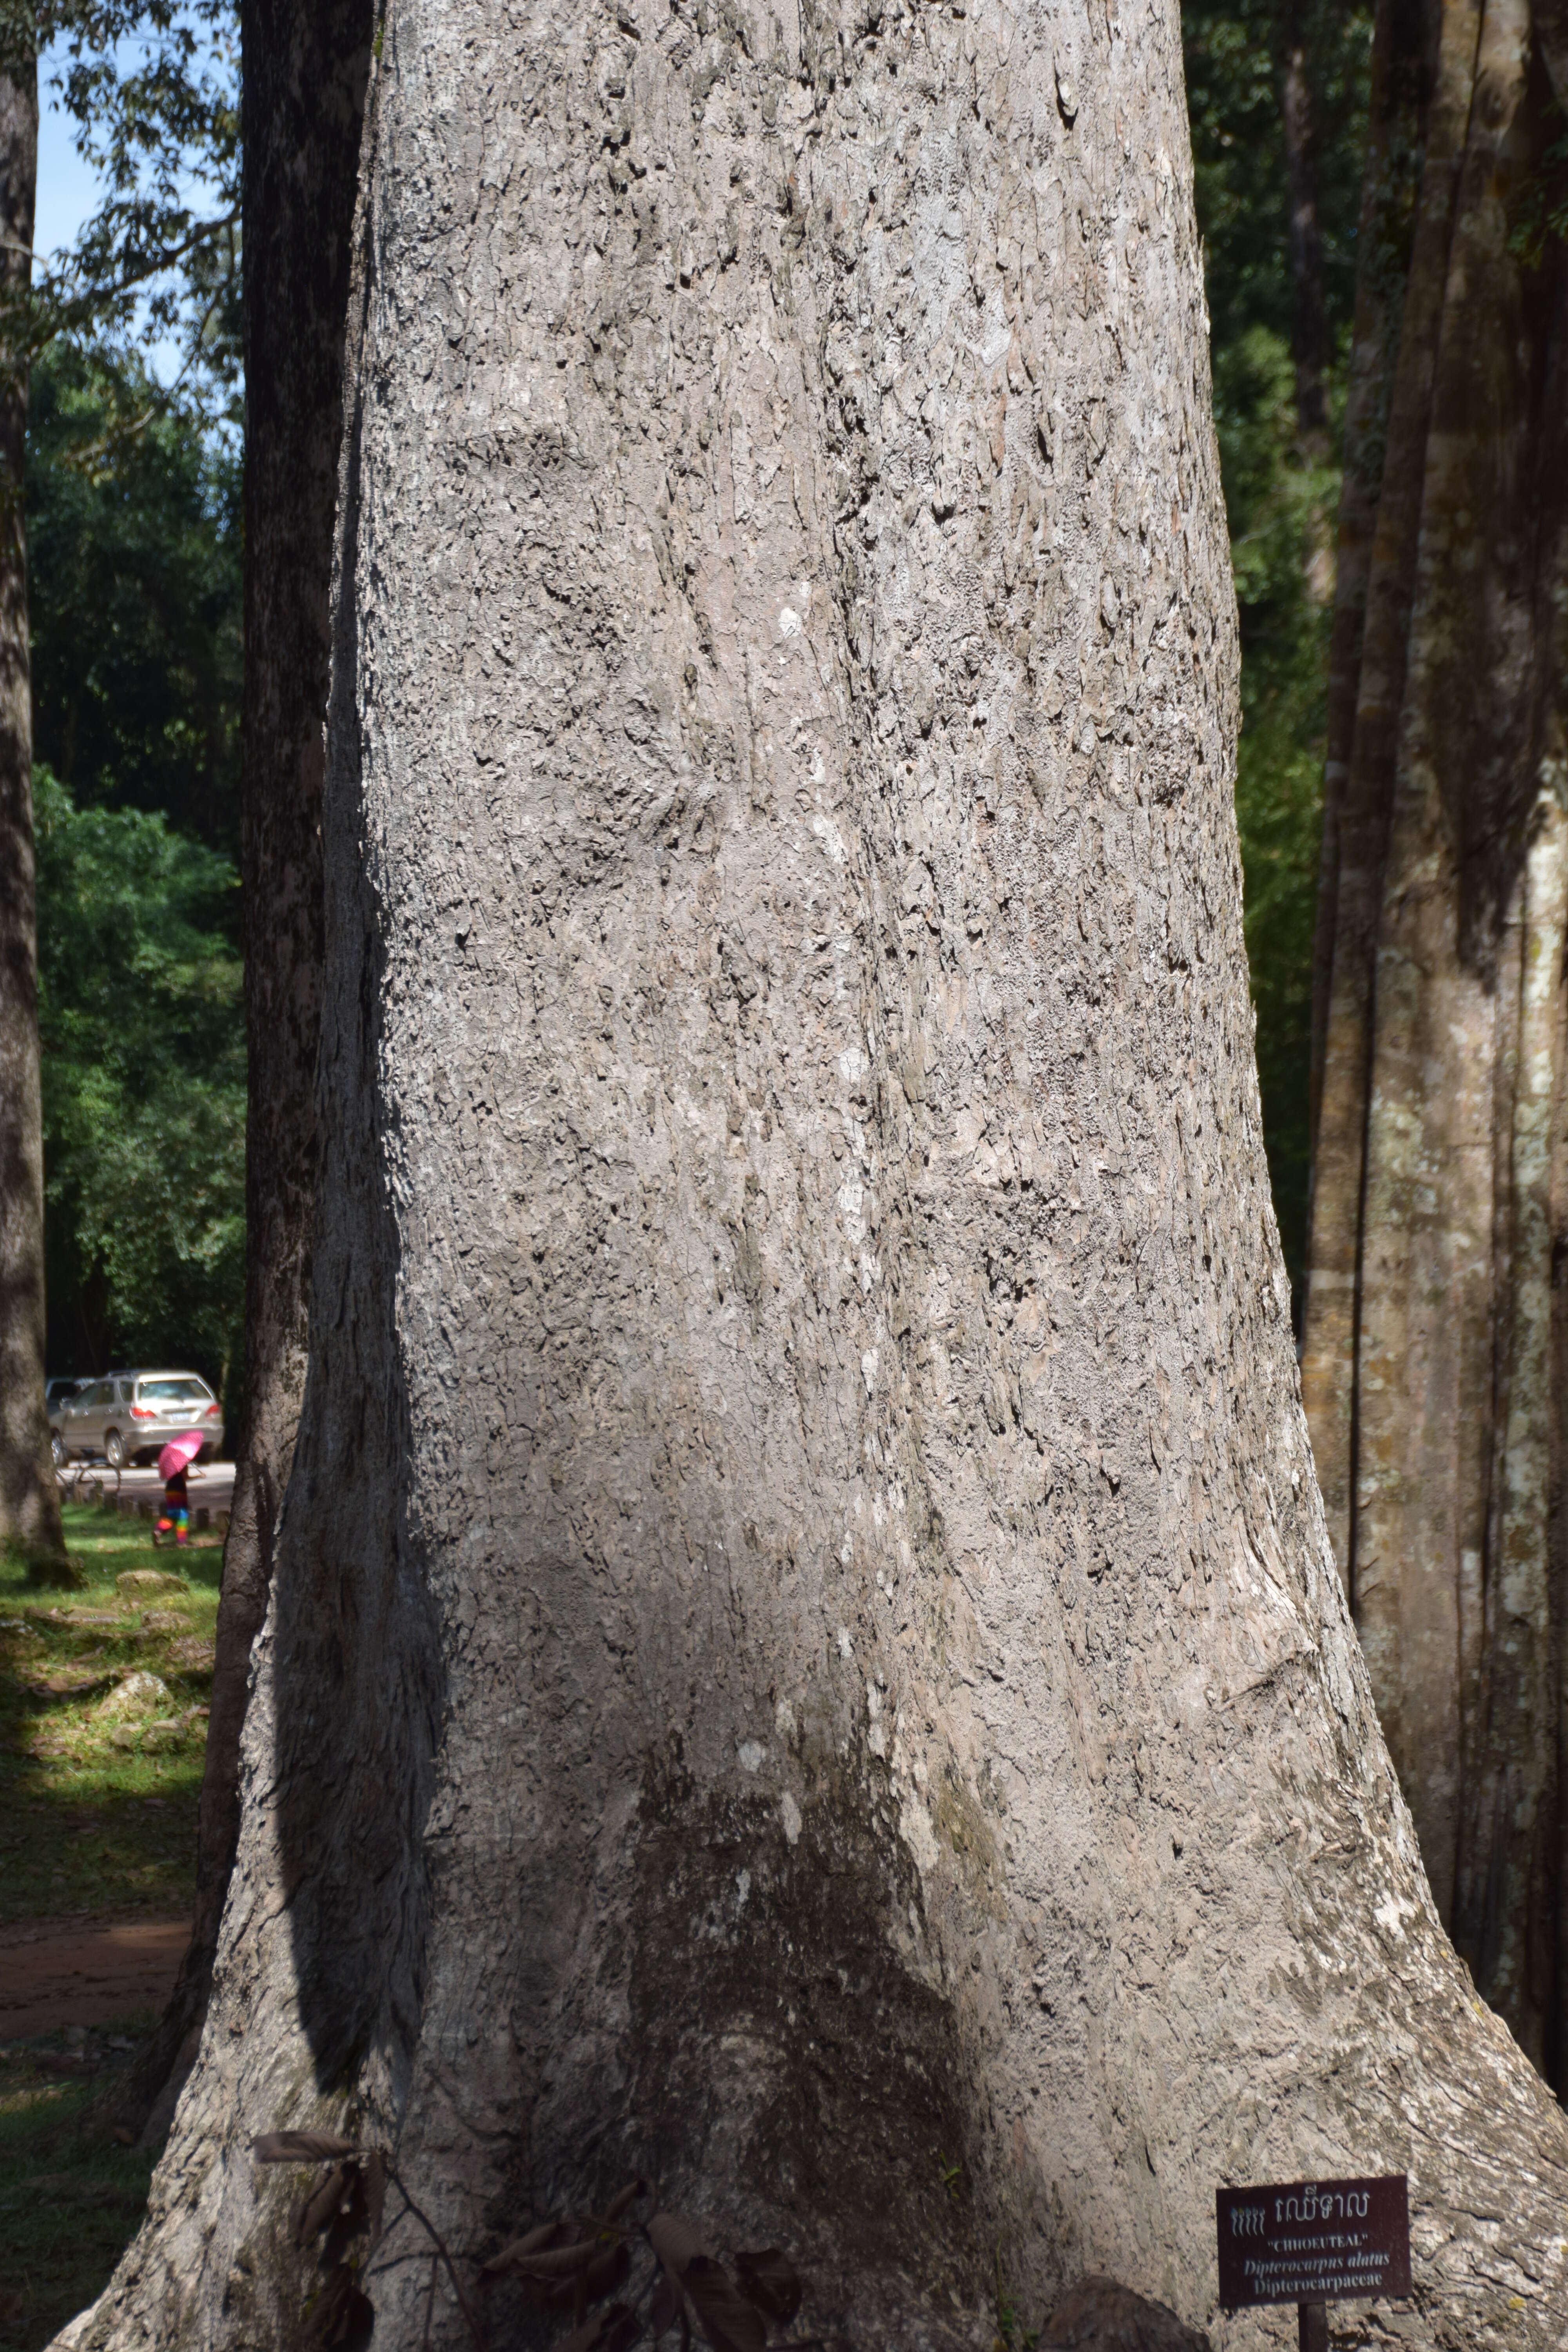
[64,2,1568,2346]
[1301,0,1482,1577]
[1276,0,1328,442]
[1306,0,1426,1157]
[1303,0,1568,2076]
[109,0,375,2143]
[0,29,65,1583]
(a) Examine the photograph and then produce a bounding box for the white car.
[51,1370,224,1470]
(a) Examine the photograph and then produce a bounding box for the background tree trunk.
[66,0,1568,2346]
[1301,0,1568,2078]
[109,0,375,2142]
[1305,0,1426,1210]
[1276,0,1328,441]
[0,30,65,1581]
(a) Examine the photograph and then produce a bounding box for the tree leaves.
[602,2178,653,2225]
[481,2220,569,2276]
[563,2303,641,2352]
[683,2255,768,2352]
[252,2131,358,2165]
[296,2163,350,2245]
[648,2212,768,2352]
[363,2148,387,2246]
[252,2131,806,2352]
[301,2267,375,2351]
[737,2249,803,2324]
[582,2241,633,2304]
[35,766,244,1381]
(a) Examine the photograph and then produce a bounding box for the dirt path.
[0,1915,189,2038]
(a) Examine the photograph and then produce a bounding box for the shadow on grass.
[0,1506,220,2342]
[0,2028,158,2352]
[1,1504,219,1925]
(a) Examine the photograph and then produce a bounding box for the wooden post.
[1299,2300,1328,2351]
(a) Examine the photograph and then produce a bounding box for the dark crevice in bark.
[263,11,443,2102]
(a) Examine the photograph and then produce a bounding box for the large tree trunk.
[0,30,64,1581]
[1301,0,1568,2078]
[108,0,376,2143]
[64,1,1568,2345]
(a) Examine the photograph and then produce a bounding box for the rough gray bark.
[109,0,376,2147]
[63,2,1568,2347]
[0,29,65,1580]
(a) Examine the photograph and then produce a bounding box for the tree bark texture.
[66,1,1568,2347]
[0,35,62,1574]
[108,0,377,2147]
[1301,0,1568,2073]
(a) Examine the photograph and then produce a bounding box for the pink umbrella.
[158,1430,205,1479]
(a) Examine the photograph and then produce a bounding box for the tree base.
[11,1537,84,1590]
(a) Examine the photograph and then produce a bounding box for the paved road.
[56,1461,235,1534]
[56,1462,234,1504]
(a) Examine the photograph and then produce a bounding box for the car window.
[117,1381,132,1403]
[83,1382,112,1409]
[135,1377,213,1403]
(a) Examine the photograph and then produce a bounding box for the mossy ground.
[1,1502,218,2347]
[0,1503,218,1923]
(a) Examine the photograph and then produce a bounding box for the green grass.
[0,1504,221,2347]
[0,2045,158,2350]
[0,1503,218,1924]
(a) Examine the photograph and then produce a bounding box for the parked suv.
[51,1371,223,1470]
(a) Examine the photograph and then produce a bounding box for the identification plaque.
[1216,2174,1410,2312]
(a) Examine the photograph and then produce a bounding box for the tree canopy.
[35,764,243,1391]
[30,343,241,852]
[31,345,243,1390]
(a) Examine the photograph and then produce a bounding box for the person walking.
[154,1431,203,1549]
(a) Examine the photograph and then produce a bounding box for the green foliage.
[1212,326,1337,1292]
[34,767,243,1396]
[29,343,241,854]
[0,4,243,433]
[1182,0,1373,1303]
[1508,103,1568,271]
[27,339,245,1395]
[1183,0,1371,358]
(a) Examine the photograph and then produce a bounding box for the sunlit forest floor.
[0,1509,217,1923]
[1,1507,215,2350]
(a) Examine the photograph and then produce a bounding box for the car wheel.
[105,1430,125,1470]
[51,1431,65,1468]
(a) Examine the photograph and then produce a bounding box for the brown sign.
[1216,2174,1410,2310]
